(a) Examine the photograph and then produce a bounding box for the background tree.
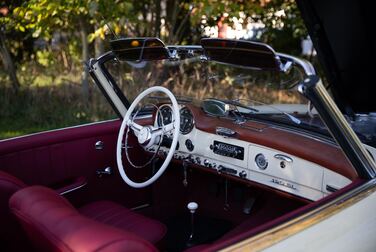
[0,0,310,139]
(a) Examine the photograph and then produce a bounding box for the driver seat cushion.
[79,200,167,245]
[9,186,157,252]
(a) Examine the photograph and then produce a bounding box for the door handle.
[96,167,113,178]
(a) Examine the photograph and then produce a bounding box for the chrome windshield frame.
[298,75,376,179]
[89,44,375,179]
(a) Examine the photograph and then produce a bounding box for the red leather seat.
[0,170,166,247]
[9,186,158,252]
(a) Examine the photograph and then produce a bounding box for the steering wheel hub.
[138,127,150,144]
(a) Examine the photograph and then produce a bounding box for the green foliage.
[0,0,311,139]
[190,0,307,52]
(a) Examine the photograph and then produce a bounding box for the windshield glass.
[104,53,328,136]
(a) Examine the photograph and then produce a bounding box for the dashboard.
[147,104,353,201]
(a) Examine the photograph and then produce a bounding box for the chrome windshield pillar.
[88,52,129,118]
[298,75,376,179]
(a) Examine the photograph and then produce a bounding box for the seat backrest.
[0,170,27,250]
[0,170,26,214]
[9,186,157,252]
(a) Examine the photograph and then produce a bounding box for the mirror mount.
[110,37,170,62]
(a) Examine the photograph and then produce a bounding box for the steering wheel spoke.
[152,122,175,137]
[127,119,143,134]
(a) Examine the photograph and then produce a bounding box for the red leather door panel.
[0,119,152,208]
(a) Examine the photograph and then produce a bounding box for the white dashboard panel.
[154,126,351,201]
[249,144,324,190]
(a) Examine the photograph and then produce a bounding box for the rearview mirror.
[110,38,169,61]
[202,98,230,117]
[201,38,285,71]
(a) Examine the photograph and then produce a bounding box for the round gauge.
[157,106,173,126]
[255,153,268,170]
[180,107,194,135]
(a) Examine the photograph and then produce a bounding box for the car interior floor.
[135,164,308,251]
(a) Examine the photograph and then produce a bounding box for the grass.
[0,84,116,140]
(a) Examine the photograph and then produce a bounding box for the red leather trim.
[186,105,358,180]
[0,170,27,190]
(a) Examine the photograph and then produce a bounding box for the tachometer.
[180,107,194,134]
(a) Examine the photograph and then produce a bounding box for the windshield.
[104,53,329,137]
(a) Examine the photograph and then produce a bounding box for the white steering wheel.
[116,86,180,188]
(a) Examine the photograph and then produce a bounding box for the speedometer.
[157,106,173,126]
[180,107,194,134]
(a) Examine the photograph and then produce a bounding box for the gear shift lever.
[187,202,198,247]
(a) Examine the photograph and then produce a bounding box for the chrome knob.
[187,202,198,213]
[239,170,247,178]
[95,141,104,150]
[204,159,210,167]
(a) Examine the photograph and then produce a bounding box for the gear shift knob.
[187,202,198,247]
[187,202,198,213]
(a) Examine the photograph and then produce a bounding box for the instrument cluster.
[156,105,194,135]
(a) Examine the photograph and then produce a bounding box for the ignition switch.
[185,139,194,151]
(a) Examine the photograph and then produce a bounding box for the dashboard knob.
[204,159,210,167]
[195,157,201,164]
[187,154,194,163]
[185,139,194,152]
[239,170,247,178]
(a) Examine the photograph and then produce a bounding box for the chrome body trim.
[91,61,127,117]
[59,182,88,196]
[221,178,376,252]
[0,119,118,142]
[131,203,151,211]
[0,115,152,143]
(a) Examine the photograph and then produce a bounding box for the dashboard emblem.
[270,178,297,190]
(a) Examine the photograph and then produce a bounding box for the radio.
[211,141,244,160]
